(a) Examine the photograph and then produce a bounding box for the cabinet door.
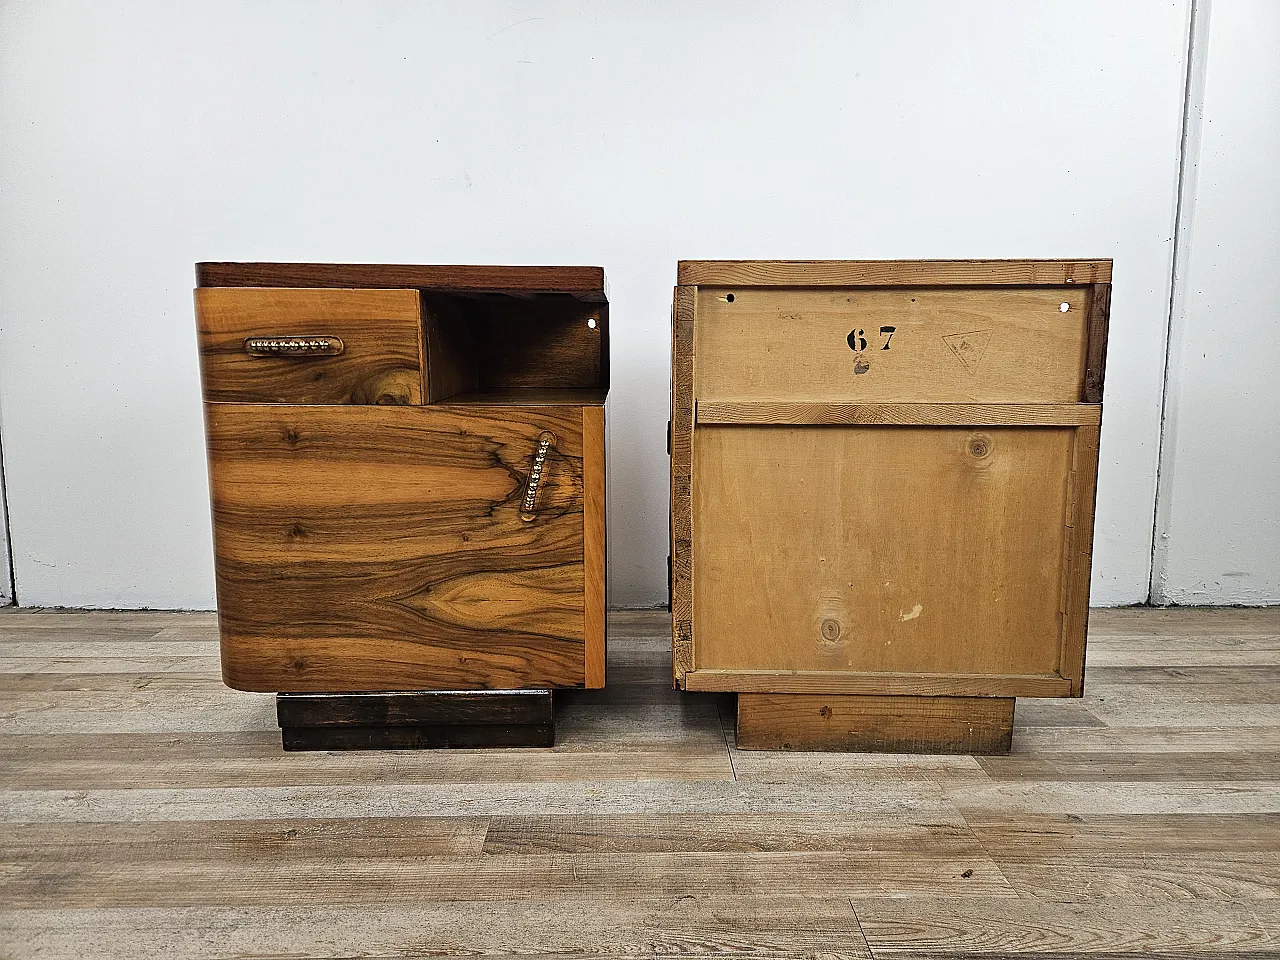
[205,403,599,692]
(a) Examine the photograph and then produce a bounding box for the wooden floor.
[2,608,1279,958]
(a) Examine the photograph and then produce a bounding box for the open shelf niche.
[422,292,608,406]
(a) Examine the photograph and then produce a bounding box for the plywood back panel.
[692,424,1074,677]
[694,286,1089,403]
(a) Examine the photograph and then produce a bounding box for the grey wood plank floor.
[1,607,1279,959]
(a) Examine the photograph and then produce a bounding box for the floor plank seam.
[848,898,874,959]
[958,806,1022,898]
[716,696,739,781]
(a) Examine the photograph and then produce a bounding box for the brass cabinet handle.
[244,336,344,358]
[520,432,557,521]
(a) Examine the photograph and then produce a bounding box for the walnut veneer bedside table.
[194,263,607,749]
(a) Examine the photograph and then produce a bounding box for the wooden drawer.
[671,260,1111,707]
[196,287,425,405]
[206,403,605,692]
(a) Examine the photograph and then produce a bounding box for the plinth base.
[735,693,1014,754]
[276,689,554,751]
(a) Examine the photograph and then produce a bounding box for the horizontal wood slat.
[684,670,1073,697]
[693,286,1092,404]
[697,401,1102,426]
[678,258,1112,286]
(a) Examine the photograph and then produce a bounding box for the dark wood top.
[196,263,607,302]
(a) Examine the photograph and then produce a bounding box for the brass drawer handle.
[244,336,344,358]
[521,432,557,521]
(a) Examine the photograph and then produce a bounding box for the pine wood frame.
[671,259,1111,701]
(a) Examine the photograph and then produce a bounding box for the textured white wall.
[0,1,1193,608]
[1152,0,1280,605]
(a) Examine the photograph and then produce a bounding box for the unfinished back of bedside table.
[670,259,1111,753]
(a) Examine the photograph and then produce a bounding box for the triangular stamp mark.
[942,330,992,373]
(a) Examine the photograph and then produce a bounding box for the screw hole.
[587,318,597,329]
[725,293,735,303]
[1059,302,1070,313]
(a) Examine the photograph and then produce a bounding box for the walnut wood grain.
[205,404,589,692]
[583,406,607,689]
[420,293,478,402]
[196,288,424,405]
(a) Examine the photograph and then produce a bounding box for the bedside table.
[195,263,607,749]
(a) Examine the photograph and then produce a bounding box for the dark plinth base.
[276,689,554,751]
[735,693,1015,754]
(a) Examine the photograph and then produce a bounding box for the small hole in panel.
[724,293,735,303]
[1059,302,1071,313]
[587,318,597,329]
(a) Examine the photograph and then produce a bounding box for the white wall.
[0,0,1194,608]
[1152,0,1280,605]
[0,432,11,605]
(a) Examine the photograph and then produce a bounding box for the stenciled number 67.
[847,325,896,352]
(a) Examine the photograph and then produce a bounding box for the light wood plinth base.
[735,693,1014,754]
[276,690,554,751]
